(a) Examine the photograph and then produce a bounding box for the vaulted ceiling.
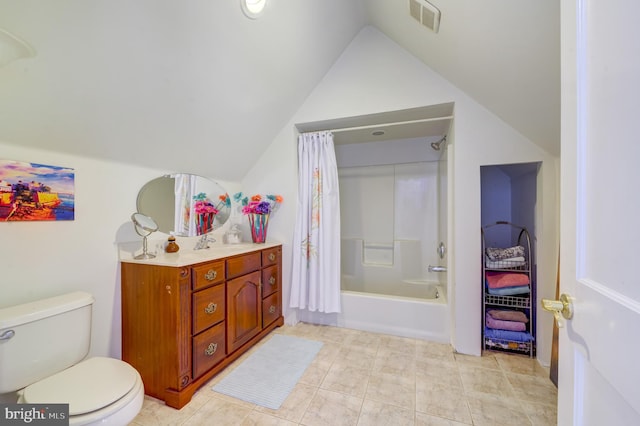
[0,1,559,180]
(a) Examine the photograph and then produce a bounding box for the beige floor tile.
[505,372,558,406]
[357,399,415,426]
[334,343,378,371]
[415,411,473,425]
[132,392,211,426]
[365,372,416,410]
[415,383,473,424]
[415,358,463,389]
[310,324,355,344]
[466,391,532,426]
[240,411,298,425]
[519,400,558,426]
[458,364,514,397]
[374,348,416,377]
[321,363,370,398]
[342,329,382,349]
[300,388,363,426]
[182,396,253,425]
[379,334,418,355]
[454,352,500,370]
[494,352,551,378]
[416,340,456,363]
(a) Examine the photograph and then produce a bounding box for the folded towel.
[486,313,526,331]
[484,327,533,342]
[487,285,530,296]
[485,271,530,289]
[485,256,526,269]
[486,245,525,261]
[487,309,528,323]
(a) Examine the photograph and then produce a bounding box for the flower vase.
[248,213,269,243]
[196,212,215,235]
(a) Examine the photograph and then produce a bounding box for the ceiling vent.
[409,0,441,33]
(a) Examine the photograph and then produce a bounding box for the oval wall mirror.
[136,174,231,237]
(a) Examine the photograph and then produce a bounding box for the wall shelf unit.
[482,221,534,357]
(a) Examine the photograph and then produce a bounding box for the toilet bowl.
[0,292,145,425]
[18,357,144,426]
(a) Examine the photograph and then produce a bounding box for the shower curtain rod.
[322,115,453,134]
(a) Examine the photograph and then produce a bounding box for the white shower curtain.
[174,174,198,236]
[290,131,342,313]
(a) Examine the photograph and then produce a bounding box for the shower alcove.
[296,103,453,341]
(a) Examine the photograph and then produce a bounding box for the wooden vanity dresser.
[120,243,283,409]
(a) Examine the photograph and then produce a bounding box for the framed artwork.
[0,160,75,221]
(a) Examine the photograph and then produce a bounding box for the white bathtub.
[337,279,449,343]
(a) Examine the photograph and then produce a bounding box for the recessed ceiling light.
[241,0,267,19]
[372,130,385,136]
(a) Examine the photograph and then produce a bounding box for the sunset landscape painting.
[0,160,75,221]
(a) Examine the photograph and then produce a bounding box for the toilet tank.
[0,291,94,394]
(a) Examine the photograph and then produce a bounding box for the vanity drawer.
[262,247,280,267]
[192,261,225,291]
[192,322,226,379]
[262,292,281,328]
[226,252,261,279]
[261,265,280,298]
[192,284,225,335]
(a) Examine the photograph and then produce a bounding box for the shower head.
[430,135,447,151]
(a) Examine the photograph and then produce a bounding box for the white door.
[559,1,640,424]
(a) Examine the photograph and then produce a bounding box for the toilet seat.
[22,357,141,419]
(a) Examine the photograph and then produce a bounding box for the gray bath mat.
[212,334,323,409]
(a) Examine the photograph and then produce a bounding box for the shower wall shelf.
[481,221,535,358]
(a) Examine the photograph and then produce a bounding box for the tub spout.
[428,265,447,273]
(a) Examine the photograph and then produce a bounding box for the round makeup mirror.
[131,213,159,259]
[136,174,231,237]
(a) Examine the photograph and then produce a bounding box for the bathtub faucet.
[428,265,447,273]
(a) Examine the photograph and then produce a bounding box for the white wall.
[244,26,559,361]
[0,141,239,360]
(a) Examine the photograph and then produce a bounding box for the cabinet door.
[226,271,262,353]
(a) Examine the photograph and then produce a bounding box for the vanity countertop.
[119,241,282,267]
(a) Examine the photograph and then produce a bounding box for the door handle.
[428,265,447,273]
[542,293,573,328]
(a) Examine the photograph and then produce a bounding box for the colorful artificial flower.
[193,192,219,215]
[219,193,231,208]
[234,192,283,215]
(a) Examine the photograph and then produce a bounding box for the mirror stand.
[135,234,155,259]
[132,212,159,260]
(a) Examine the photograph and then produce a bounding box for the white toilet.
[0,291,144,425]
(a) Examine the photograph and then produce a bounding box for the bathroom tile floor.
[130,323,557,426]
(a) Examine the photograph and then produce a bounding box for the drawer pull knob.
[268,253,276,262]
[205,342,218,356]
[269,305,276,314]
[269,276,276,286]
[205,269,217,281]
[205,303,217,314]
